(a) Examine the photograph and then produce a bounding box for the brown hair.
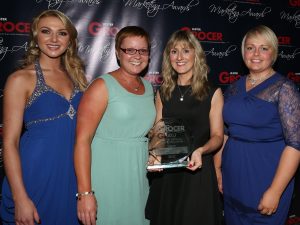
[115,26,150,51]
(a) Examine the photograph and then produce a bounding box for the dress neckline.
[177,84,191,88]
[107,74,146,96]
[244,72,277,94]
[35,60,77,102]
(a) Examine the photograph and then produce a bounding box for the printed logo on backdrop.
[277,36,300,61]
[78,22,119,68]
[144,71,162,92]
[88,22,119,37]
[0,18,30,62]
[122,0,200,17]
[0,19,30,34]
[35,0,102,10]
[208,0,272,23]
[78,19,163,82]
[218,71,241,86]
[180,27,238,59]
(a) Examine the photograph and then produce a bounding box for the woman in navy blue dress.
[0,10,87,224]
[215,25,300,225]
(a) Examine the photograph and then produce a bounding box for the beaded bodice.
[24,60,81,128]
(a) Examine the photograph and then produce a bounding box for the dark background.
[0,0,299,223]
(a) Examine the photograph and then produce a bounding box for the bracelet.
[76,191,95,200]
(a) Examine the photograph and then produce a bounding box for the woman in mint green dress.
[74,26,155,225]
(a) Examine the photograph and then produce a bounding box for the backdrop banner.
[0,0,299,222]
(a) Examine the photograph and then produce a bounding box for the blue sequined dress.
[0,60,82,224]
[222,73,300,225]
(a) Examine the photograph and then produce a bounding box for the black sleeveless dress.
[146,84,223,225]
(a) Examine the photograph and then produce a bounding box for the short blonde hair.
[241,25,278,65]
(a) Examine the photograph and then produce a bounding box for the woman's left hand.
[187,147,203,171]
[147,154,163,172]
[257,188,280,216]
[77,195,98,225]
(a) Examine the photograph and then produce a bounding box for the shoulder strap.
[34,59,46,87]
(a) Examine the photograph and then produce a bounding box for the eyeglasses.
[120,48,150,56]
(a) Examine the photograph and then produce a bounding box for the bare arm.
[74,78,108,225]
[154,91,163,123]
[213,134,228,193]
[147,91,163,171]
[3,71,40,224]
[188,88,224,171]
[258,146,300,215]
[270,147,300,196]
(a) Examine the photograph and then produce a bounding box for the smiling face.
[117,36,150,76]
[169,41,195,79]
[243,34,275,75]
[36,16,70,59]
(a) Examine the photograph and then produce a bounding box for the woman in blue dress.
[215,25,300,225]
[0,10,87,224]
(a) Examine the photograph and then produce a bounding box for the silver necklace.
[177,85,191,101]
[247,75,261,86]
[247,69,274,87]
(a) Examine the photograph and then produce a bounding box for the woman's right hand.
[15,197,40,225]
[77,195,97,225]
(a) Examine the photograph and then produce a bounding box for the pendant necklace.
[177,84,191,101]
[121,74,141,91]
[133,81,141,91]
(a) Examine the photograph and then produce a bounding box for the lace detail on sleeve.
[255,79,284,103]
[253,77,300,150]
[278,80,300,150]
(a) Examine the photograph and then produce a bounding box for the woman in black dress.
[146,30,224,225]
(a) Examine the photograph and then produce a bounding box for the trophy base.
[147,161,188,169]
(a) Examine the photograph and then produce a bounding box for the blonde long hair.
[21,10,87,90]
[160,30,210,101]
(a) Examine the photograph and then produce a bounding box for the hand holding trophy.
[147,118,192,170]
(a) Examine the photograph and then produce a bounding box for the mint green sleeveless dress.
[91,74,155,225]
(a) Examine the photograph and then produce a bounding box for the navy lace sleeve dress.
[0,60,82,225]
[222,72,300,225]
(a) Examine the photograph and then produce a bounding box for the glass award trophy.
[147,118,192,169]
